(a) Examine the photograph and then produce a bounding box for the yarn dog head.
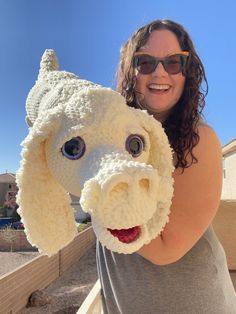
[16,49,174,256]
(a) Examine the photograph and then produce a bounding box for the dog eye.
[61,136,86,160]
[125,134,145,157]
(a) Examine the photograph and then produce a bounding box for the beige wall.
[213,200,236,270]
[0,230,38,251]
[222,151,236,199]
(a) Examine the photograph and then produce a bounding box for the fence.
[0,226,96,314]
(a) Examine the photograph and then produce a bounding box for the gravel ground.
[20,245,97,313]
[0,251,40,276]
[0,246,98,314]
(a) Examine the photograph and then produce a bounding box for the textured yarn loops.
[16,49,174,256]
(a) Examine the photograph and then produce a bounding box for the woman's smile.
[148,83,172,94]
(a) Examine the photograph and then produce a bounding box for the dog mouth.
[107,226,141,243]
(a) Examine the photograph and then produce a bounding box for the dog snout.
[96,166,160,229]
[103,174,151,201]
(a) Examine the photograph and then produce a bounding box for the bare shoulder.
[196,123,221,154]
[185,124,222,170]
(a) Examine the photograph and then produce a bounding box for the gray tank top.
[96,225,236,314]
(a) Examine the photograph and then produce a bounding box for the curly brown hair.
[116,19,208,170]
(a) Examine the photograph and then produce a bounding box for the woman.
[97,19,236,313]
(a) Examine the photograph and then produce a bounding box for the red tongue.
[107,226,141,243]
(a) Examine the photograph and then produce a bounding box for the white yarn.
[16,49,174,255]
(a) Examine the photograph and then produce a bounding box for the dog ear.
[130,108,174,207]
[16,111,77,256]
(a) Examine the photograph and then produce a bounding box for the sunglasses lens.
[164,55,186,74]
[134,53,188,75]
[134,55,156,74]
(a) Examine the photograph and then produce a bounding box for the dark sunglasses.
[133,51,189,75]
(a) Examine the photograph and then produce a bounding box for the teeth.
[149,84,170,90]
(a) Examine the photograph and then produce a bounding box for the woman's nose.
[152,61,168,77]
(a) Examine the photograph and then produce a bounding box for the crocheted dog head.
[16,49,174,256]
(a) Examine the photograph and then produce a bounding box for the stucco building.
[221,138,236,200]
[0,173,16,207]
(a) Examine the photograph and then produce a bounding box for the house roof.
[222,138,236,156]
[0,173,16,183]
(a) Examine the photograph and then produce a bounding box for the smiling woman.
[133,29,187,122]
[97,19,236,314]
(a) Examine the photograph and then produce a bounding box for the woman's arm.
[137,125,223,265]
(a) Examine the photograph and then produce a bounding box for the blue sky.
[0,0,236,174]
